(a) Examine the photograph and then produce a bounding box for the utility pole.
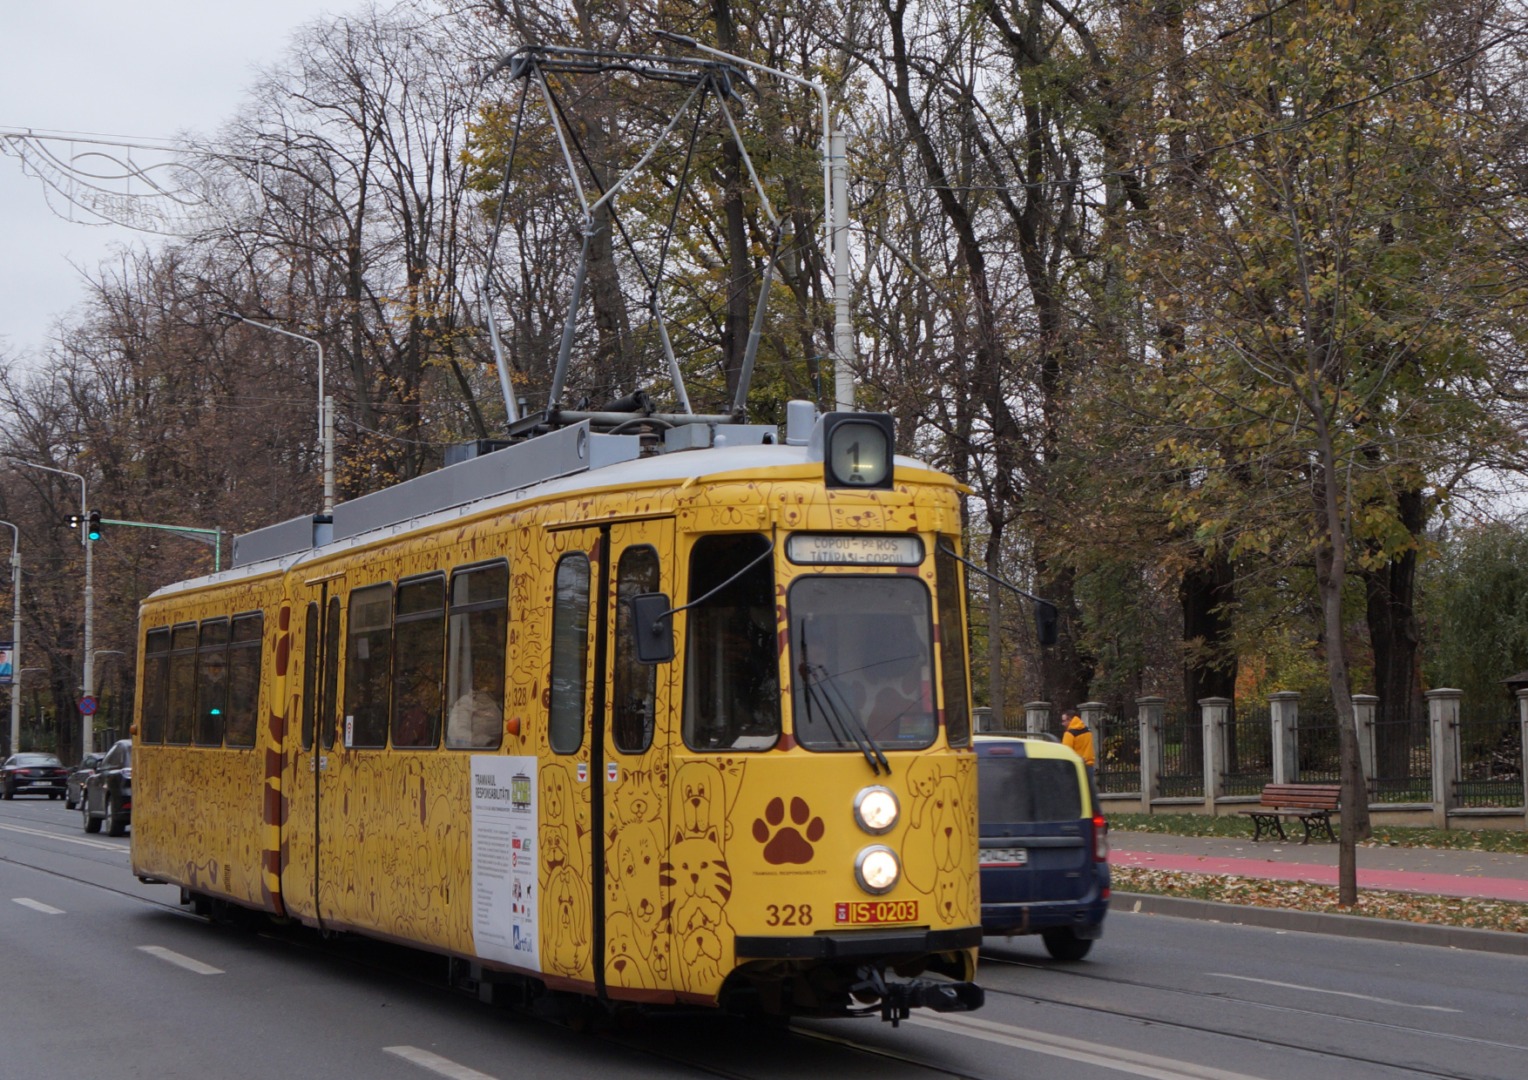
[0,520,17,757]
[7,459,92,761]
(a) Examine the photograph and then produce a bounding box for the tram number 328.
[764,903,815,926]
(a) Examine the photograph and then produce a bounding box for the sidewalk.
[1109,830,1528,955]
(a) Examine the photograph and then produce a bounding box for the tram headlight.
[854,786,900,835]
[855,845,901,895]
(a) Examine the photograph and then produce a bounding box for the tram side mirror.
[630,593,675,665]
[1034,601,1059,647]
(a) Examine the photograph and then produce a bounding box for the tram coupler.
[855,968,985,1025]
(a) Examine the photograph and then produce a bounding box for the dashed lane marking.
[137,945,224,975]
[13,897,64,914]
[0,822,121,851]
[384,1046,498,1080]
[1210,972,1462,1013]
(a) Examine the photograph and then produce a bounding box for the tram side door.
[282,576,342,925]
[598,519,674,999]
[544,519,674,998]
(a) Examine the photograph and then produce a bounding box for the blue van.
[975,734,1110,959]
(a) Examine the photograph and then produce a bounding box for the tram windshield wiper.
[798,628,889,775]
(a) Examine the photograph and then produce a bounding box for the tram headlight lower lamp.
[854,786,900,835]
[855,845,901,895]
[813,412,895,490]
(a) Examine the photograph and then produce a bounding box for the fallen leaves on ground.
[1112,866,1528,934]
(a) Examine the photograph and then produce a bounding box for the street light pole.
[6,459,91,760]
[0,520,18,758]
[218,312,335,515]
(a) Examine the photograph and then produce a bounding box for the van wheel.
[1041,929,1093,962]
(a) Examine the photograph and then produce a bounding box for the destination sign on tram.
[786,534,923,566]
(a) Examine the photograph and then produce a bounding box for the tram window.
[789,575,937,751]
[322,595,342,749]
[682,534,779,752]
[165,623,198,745]
[225,613,263,748]
[344,584,393,748]
[195,619,230,746]
[446,562,507,750]
[548,554,590,755]
[301,603,319,750]
[613,546,659,754]
[141,627,171,744]
[936,541,972,747]
[393,577,444,749]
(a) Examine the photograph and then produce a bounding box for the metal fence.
[1296,701,1342,782]
[1096,703,1141,794]
[1456,704,1525,809]
[1157,706,1204,798]
[1222,703,1272,796]
[1370,713,1431,804]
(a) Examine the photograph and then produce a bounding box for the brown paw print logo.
[753,796,825,865]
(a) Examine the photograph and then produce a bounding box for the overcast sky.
[0,1,340,360]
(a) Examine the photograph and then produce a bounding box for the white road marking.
[13,897,64,914]
[0,821,121,851]
[137,946,224,975]
[908,1012,1276,1080]
[384,1046,498,1080]
[1210,972,1461,1013]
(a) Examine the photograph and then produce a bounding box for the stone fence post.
[1351,694,1378,790]
[1269,691,1300,785]
[1138,696,1164,804]
[1425,688,1462,828]
[1024,701,1051,738]
[1200,697,1231,807]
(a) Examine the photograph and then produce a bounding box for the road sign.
[78,695,98,715]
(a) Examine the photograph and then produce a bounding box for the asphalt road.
[2,795,1523,1079]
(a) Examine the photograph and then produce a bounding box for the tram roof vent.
[330,421,638,543]
[232,513,327,567]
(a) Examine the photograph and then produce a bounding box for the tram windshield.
[790,576,937,752]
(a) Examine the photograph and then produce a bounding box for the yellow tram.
[131,407,985,1021]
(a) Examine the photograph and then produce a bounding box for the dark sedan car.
[82,739,131,836]
[65,752,105,809]
[2,752,69,799]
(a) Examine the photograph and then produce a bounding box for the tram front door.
[543,519,675,999]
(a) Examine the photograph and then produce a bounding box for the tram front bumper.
[734,924,981,959]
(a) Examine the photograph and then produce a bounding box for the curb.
[1114,891,1528,957]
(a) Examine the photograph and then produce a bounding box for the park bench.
[1238,783,1341,844]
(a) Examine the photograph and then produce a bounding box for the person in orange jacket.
[1062,713,1096,773]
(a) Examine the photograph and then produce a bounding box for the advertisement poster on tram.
[470,755,540,972]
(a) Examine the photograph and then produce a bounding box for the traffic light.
[87,511,102,542]
[66,513,82,529]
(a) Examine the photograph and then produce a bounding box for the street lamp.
[0,520,18,759]
[7,458,92,762]
[654,31,855,412]
[218,311,335,515]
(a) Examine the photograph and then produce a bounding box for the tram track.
[973,950,1524,1080]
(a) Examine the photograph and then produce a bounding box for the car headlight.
[855,845,900,894]
[854,786,900,835]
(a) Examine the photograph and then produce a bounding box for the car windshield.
[12,754,62,766]
[789,575,937,751]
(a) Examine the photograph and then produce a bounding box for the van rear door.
[977,750,1092,905]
